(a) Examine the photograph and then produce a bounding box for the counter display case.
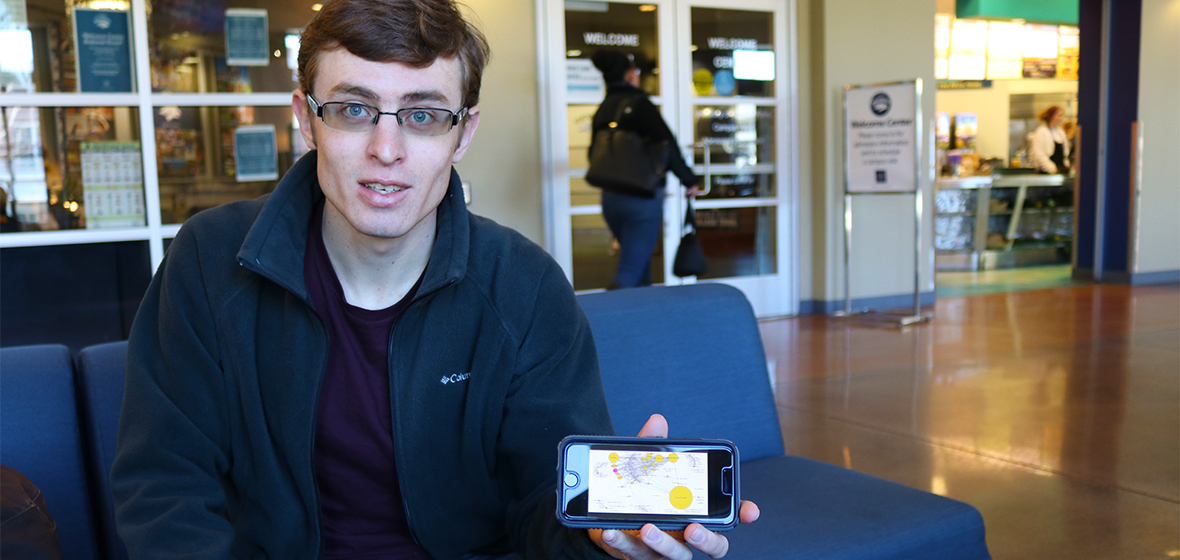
[935,173,1073,270]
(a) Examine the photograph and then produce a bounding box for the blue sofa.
[0,283,989,559]
[580,284,990,559]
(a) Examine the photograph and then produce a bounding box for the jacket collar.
[237,151,470,302]
[605,83,642,95]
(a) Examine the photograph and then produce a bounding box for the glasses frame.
[305,92,468,136]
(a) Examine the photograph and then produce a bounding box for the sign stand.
[835,79,932,327]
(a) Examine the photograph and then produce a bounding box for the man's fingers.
[683,524,730,559]
[599,528,665,560]
[637,525,693,560]
[739,500,760,524]
[636,414,668,438]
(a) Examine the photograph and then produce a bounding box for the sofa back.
[75,341,130,560]
[0,344,101,560]
[577,284,784,462]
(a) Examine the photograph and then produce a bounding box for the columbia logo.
[440,372,471,385]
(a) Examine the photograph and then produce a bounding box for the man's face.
[292,49,479,243]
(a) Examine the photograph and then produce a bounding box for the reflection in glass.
[693,105,774,166]
[155,105,298,223]
[564,1,660,98]
[0,240,151,350]
[698,173,775,200]
[1,0,139,93]
[148,0,322,93]
[696,206,775,279]
[690,8,773,98]
[572,213,664,291]
[1,105,143,232]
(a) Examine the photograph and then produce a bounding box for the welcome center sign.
[843,81,919,193]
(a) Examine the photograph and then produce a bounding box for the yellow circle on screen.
[669,486,693,510]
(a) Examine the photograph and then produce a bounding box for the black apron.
[1050,140,1067,174]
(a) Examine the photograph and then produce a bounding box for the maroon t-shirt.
[304,201,430,559]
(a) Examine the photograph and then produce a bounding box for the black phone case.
[555,435,740,531]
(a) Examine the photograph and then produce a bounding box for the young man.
[111,0,755,558]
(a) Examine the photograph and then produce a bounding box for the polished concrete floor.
[758,283,1180,559]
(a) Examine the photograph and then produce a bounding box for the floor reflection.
[761,283,1180,558]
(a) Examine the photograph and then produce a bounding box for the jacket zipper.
[308,312,330,560]
[387,308,423,546]
[390,278,455,546]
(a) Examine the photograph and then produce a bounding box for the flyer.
[234,124,278,182]
[73,8,133,92]
[225,8,269,66]
[81,141,145,229]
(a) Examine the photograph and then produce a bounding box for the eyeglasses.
[306,93,467,137]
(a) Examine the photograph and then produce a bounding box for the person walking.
[590,50,700,289]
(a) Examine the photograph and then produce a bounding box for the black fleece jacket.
[111,152,616,559]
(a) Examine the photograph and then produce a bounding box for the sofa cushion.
[0,344,100,560]
[726,455,990,559]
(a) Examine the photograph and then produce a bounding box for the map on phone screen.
[587,449,709,515]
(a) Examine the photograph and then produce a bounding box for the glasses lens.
[324,103,378,131]
[398,108,455,137]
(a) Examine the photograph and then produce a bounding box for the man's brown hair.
[298,0,491,109]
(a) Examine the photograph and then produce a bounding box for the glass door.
[674,1,793,316]
[543,0,795,316]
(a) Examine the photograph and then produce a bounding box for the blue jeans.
[601,188,664,288]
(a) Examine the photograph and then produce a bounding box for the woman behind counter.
[590,50,700,289]
[1029,105,1071,175]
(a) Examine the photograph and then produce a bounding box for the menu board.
[985,22,1023,79]
[936,17,1079,83]
[1022,24,1059,78]
[948,19,987,80]
[1057,27,1080,80]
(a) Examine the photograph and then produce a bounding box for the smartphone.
[556,435,740,531]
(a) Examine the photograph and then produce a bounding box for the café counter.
[934,173,1074,270]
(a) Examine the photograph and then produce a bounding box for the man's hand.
[587,414,760,560]
[685,185,702,198]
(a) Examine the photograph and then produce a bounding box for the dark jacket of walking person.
[589,50,700,289]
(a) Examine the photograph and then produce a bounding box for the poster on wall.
[225,8,269,66]
[843,80,919,193]
[73,8,134,92]
[234,124,278,182]
[81,141,145,229]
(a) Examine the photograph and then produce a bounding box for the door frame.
[536,0,800,317]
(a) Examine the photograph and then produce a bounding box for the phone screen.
[558,437,739,530]
[587,449,709,515]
